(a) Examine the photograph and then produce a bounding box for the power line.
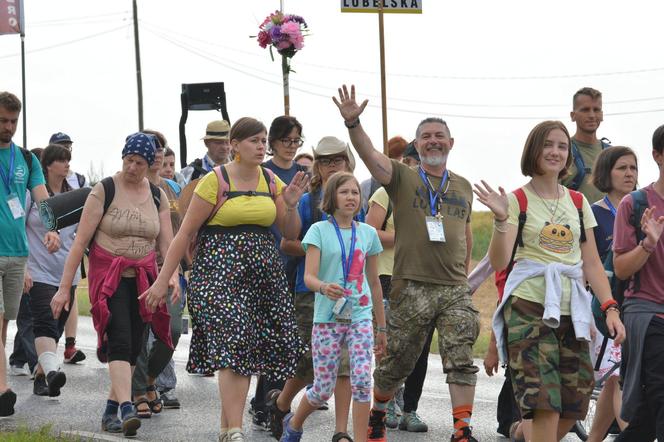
[143,28,664,121]
[29,11,129,25]
[0,25,131,59]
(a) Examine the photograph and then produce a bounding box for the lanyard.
[418,167,449,217]
[0,143,16,195]
[603,196,617,217]
[330,216,357,289]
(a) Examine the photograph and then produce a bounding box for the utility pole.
[132,0,144,130]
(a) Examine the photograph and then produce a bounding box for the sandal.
[146,385,163,414]
[134,398,152,419]
[332,432,353,442]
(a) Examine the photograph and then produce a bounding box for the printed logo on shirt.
[14,165,27,184]
[411,186,468,221]
[539,221,573,254]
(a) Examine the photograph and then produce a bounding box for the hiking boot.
[160,389,181,409]
[385,400,398,429]
[46,370,67,397]
[399,411,428,432]
[122,410,141,438]
[63,345,86,364]
[33,374,49,396]
[367,409,387,442]
[253,410,270,431]
[450,427,478,442]
[267,389,290,439]
[279,413,303,442]
[101,414,122,433]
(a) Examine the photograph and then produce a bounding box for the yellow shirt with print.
[507,187,597,315]
[194,168,285,227]
[368,186,395,277]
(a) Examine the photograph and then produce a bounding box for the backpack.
[188,158,208,181]
[75,172,86,188]
[494,187,586,297]
[15,146,32,182]
[591,189,648,339]
[568,138,611,191]
[100,176,161,214]
[207,165,277,222]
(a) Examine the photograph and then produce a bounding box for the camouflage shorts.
[373,280,480,393]
[293,293,349,383]
[505,297,594,420]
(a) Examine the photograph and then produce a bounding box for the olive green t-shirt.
[384,160,472,285]
[561,137,605,203]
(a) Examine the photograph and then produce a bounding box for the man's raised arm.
[333,85,392,185]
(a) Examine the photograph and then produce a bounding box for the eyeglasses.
[279,138,304,147]
[317,156,346,167]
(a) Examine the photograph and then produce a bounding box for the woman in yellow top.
[141,117,309,442]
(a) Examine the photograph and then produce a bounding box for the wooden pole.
[378,3,388,154]
[282,55,290,116]
[132,0,144,130]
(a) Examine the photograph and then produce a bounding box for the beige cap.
[202,120,231,140]
[313,136,356,171]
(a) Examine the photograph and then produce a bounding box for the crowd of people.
[0,83,663,442]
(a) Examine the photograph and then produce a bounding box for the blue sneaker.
[279,413,303,442]
[101,414,122,433]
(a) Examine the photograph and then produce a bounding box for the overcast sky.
[2,0,663,207]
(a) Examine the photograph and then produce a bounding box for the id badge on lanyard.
[419,168,448,243]
[1,144,24,219]
[330,217,356,323]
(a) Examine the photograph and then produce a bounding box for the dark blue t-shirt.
[592,203,614,262]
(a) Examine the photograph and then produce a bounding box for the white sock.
[38,351,59,374]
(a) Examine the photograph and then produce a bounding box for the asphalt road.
[1,317,588,441]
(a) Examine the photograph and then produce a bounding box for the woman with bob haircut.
[140,117,309,442]
[474,120,625,442]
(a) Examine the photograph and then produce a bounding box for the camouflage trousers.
[373,280,480,393]
[505,297,594,420]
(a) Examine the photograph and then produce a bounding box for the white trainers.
[226,429,245,441]
[9,363,30,376]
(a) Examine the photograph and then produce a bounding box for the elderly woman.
[269,137,362,442]
[51,133,177,438]
[140,117,308,442]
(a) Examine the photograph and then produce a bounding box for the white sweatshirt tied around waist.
[492,259,592,362]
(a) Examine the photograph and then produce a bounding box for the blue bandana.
[122,132,156,165]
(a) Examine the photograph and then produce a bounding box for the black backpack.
[100,177,161,214]
[568,138,611,191]
[188,158,208,181]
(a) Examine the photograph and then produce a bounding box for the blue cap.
[122,132,156,165]
[49,132,73,145]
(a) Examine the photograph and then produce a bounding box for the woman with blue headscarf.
[51,133,179,438]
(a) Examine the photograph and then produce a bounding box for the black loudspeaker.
[179,82,230,168]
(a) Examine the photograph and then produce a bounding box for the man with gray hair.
[332,85,478,442]
[181,119,232,183]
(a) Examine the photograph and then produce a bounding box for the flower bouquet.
[255,11,309,115]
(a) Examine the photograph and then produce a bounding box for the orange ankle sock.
[452,404,473,436]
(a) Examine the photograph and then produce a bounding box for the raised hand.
[282,171,310,208]
[640,205,664,249]
[332,84,368,123]
[473,180,509,220]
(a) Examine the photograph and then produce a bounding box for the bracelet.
[319,282,326,294]
[640,239,655,254]
[375,326,387,334]
[605,305,620,315]
[344,118,360,129]
[600,298,618,312]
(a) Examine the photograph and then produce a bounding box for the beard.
[0,133,13,144]
[420,153,448,167]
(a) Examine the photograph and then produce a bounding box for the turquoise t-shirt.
[0,144,46,256]
[302,220,383,324]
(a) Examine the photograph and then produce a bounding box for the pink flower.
[280,21,301,38]
[292,34,304,50]
[277,40,291,50]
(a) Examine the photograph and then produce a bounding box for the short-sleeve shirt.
[0,144,45,256]
[302,220,382,324]
[294,189,366,294]
[194,168,284,227]
[89,176,163,261]
[561,137,605,203]
[613,184,664,305]
[368,186,394,277]
[507,186,597,314]
[384,160,472,285]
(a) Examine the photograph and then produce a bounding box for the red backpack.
[494,187,586,299]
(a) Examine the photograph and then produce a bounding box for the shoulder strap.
[101,177,115,215]
[600,137,612,149]
[76,172,86,188]
[381,200,393,231]
[260,166,278,200]
[310,189,323,223]
[629,189,649,292]
[568,189,586,243]
[149,182,161,210]
[190,158,207,180]
[19,147,32,169]
[207,165,231,222]
[513,187,528,248]
[569,140,586,191]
